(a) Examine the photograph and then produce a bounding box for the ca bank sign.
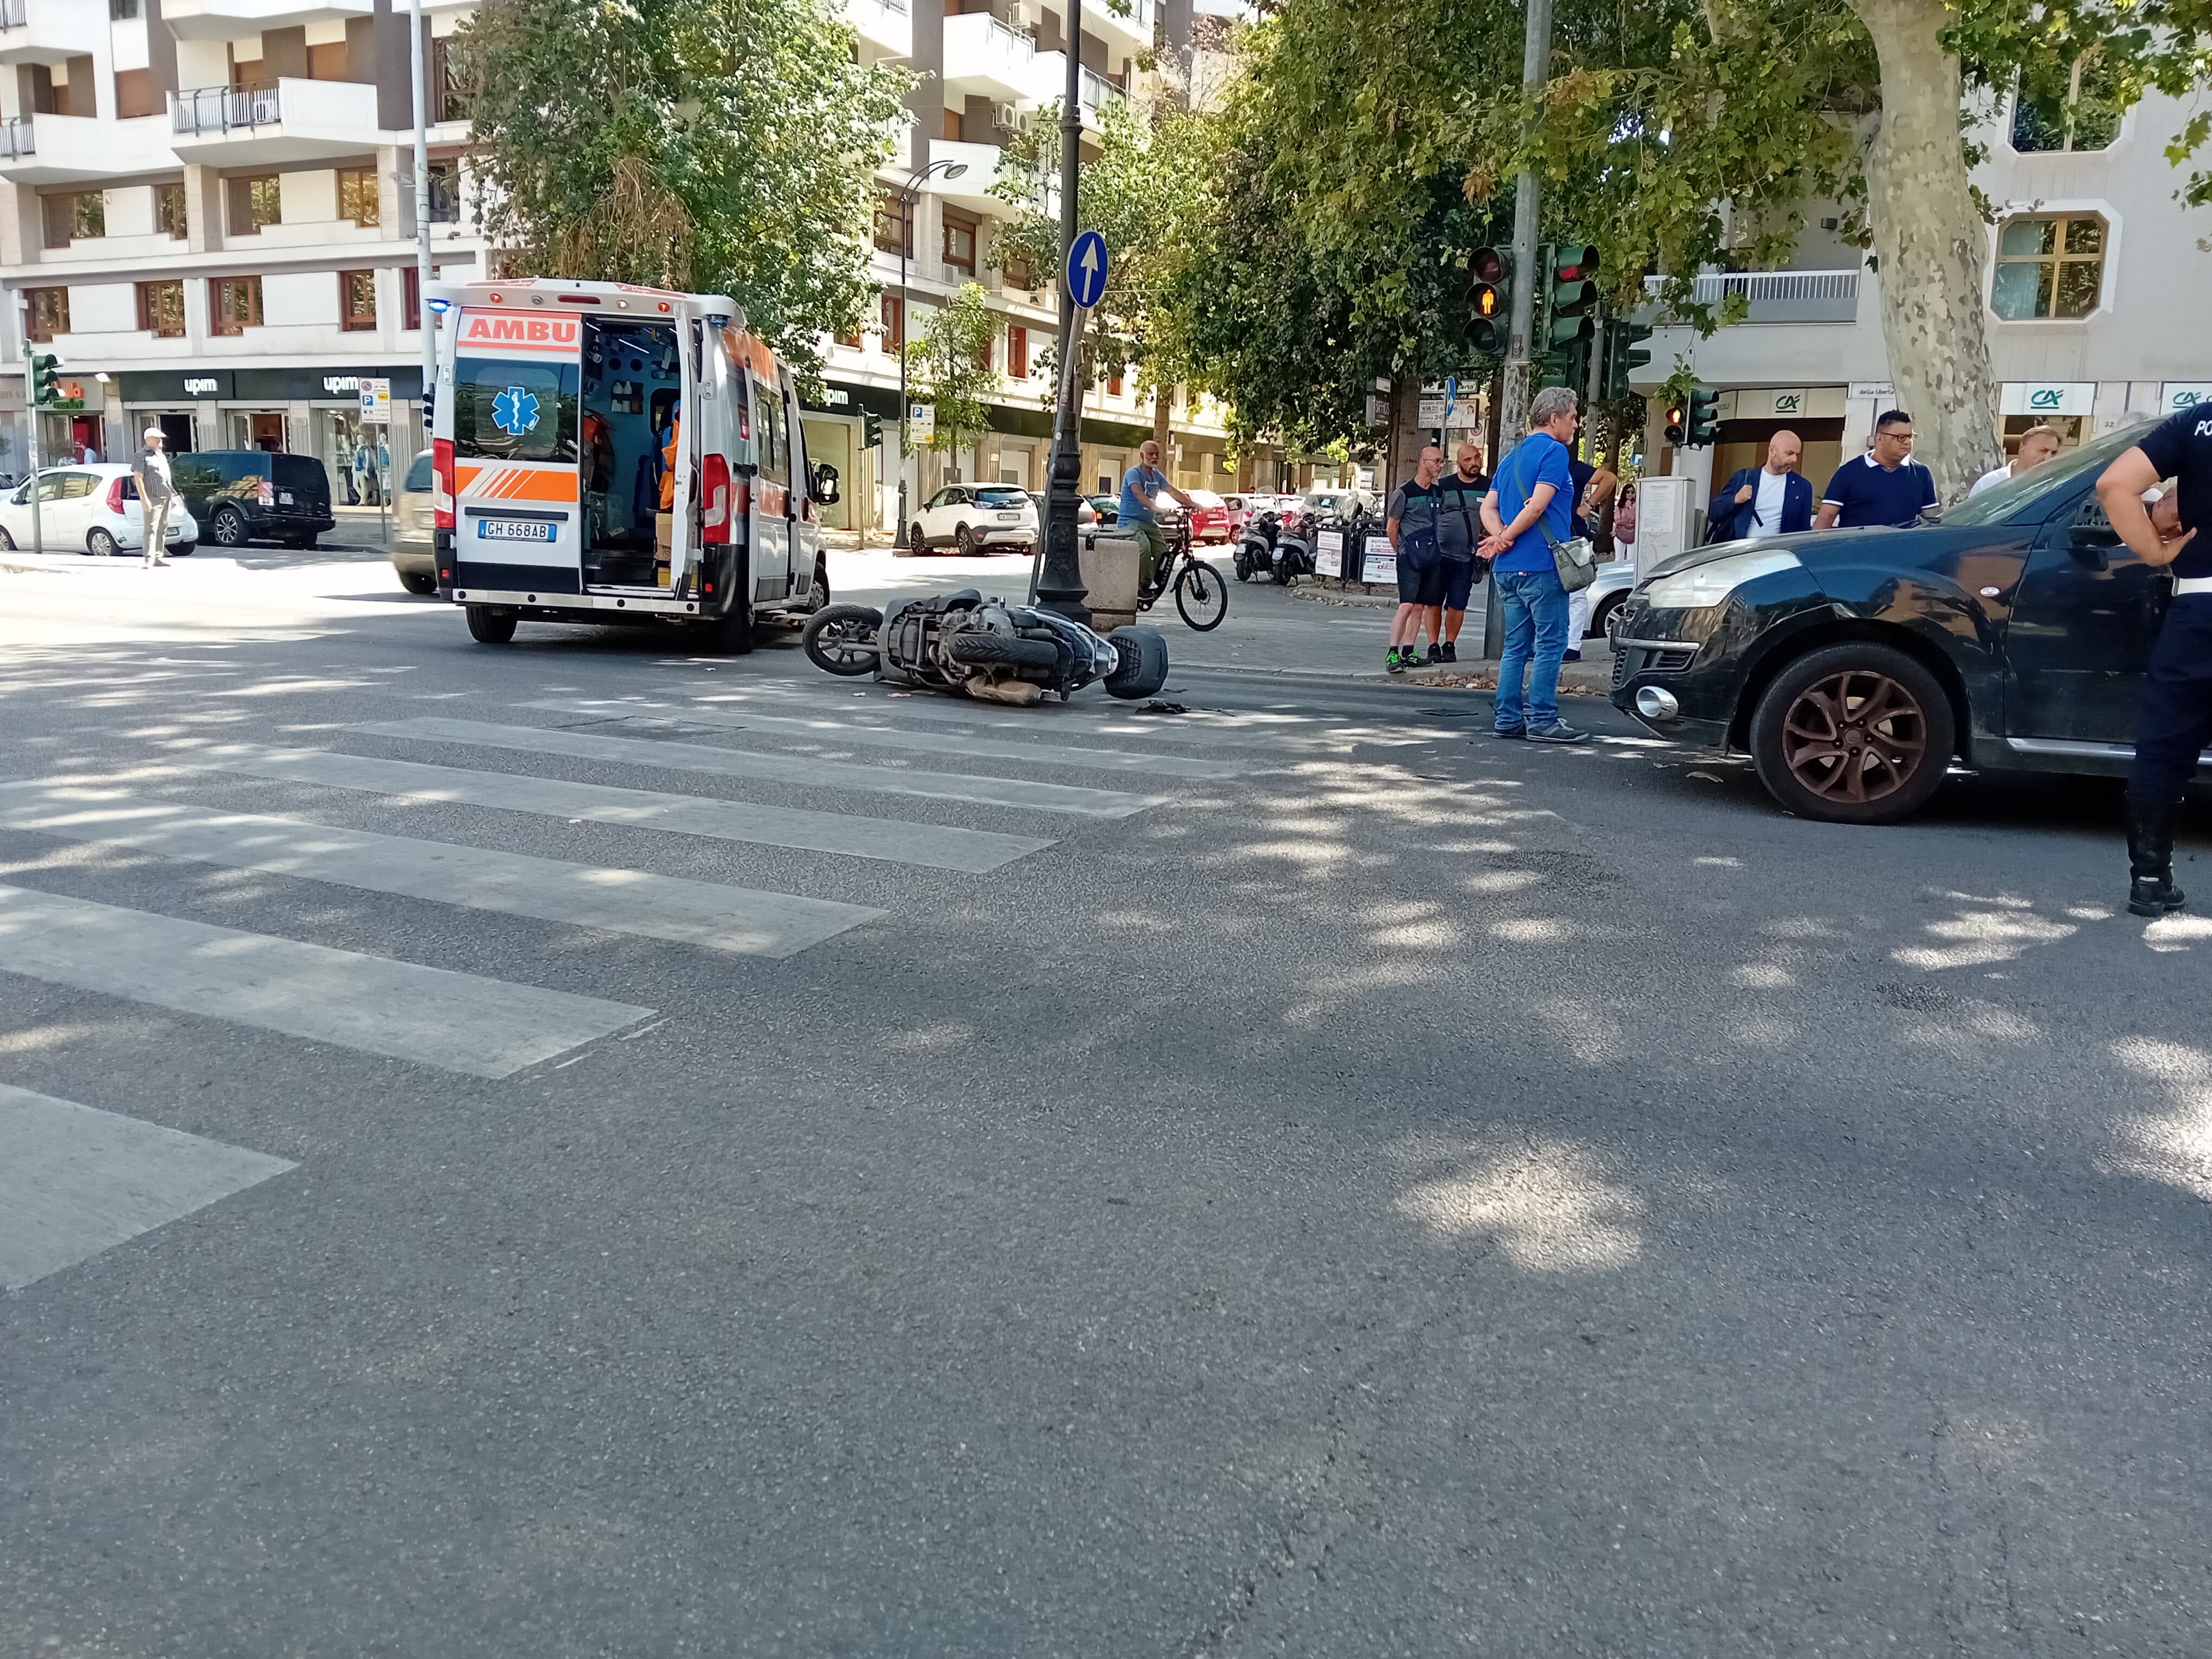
[1999,382,2094,417]
[2162,382,2212,413]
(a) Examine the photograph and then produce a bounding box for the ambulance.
[424,276,837,650]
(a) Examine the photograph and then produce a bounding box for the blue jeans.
[1493,567,1570,731]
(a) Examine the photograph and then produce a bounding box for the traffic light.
[1602,320,1654,400]
[1664,400,1689,445]
[29,349,61,407]
[1465,246,1510,354]
[863,409,884,451]
[1542,244,1600,352]
[1687,387,1721,446]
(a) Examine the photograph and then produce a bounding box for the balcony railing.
[0,0,27,29]
[173,83,281,137]
[1080,69,1126,111]
[0,116,31,159]
[1642,269,1861,324]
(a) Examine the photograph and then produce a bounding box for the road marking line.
[526,698,1236,779]
[0,883,652,1078]
[357,717,1168,818]
[185,744,1051,873]
[0,786,885,960]
[0,1083,297,1292]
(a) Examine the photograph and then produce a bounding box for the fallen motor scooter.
[801,589,1171,706]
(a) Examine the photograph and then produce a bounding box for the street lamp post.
[1034,0,1089,622]
[895,157,967,550]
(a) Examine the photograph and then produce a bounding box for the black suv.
[1610,420,2175,825]
[167,451,337,549]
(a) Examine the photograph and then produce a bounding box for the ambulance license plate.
[478,518,555,543]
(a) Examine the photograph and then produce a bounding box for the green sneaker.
[1385,648,1408,673]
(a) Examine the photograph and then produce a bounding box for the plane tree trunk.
[1847,0,2005,501]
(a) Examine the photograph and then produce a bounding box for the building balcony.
[161,0,372,37]
[943,12,1036,101]
[169,78,382,166]
[0,113,179,183]
[1639,268,1862,326]
[1021,55,1127,128]
[922,139,1006,214]
[0,0,103,66]
[1084,0,1154,53]
[845,0,909,57]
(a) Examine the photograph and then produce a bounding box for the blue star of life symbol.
[491,385,541,438]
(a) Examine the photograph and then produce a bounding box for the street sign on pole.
[1065,230,1109,310]
[908,401,935,446]
[359,377,391,425]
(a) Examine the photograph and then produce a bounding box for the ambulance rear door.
[744,352,794,602]
[447,307,584,597]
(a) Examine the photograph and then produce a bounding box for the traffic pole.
[21,314,40,557]
[410,0,434,446]
[1035,0,1090,623]
[1483,0,1552,661]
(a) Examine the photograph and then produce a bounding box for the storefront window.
[316,408,391,505]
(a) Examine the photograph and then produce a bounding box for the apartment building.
[0,0,1237,524]
[806,0,1243,534]
[0,0,482,492]
[1631,85,2212,501]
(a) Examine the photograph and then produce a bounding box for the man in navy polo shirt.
[1815,410,1940,529]
[2096,408,2211,915]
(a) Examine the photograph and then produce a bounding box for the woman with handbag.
[1477,387,1596,743]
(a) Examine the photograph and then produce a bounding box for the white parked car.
[905,483,1037,555]
[0,464,199,557]
[1587,558,1637,639]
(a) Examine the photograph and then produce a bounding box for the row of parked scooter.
[1231,500,1384,587]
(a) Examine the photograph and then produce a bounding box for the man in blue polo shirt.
[2095,407,2211,915]
[1477,385,1588,743]
[1816,409,1940,529]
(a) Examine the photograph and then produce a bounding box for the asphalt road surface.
[3,549,2208,1657]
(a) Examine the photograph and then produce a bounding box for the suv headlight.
[1642,549,1804,611]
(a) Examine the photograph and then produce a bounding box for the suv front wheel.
[209,507,249,548]
[1747,641,1956,825]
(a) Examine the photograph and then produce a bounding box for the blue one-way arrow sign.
[1065,230,1109,310]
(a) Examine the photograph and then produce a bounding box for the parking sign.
[359,377,391,425]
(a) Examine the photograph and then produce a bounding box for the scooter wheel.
[803,603,884,676]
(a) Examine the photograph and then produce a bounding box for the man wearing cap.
[132,425,175,568]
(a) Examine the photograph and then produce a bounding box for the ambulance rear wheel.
[465,605,517,645]
[700,606,756,655]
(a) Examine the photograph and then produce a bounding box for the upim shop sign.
[458,311,582,355]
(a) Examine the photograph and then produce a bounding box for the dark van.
[167,451,337,548]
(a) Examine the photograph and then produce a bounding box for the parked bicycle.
[1139,512,1229,632]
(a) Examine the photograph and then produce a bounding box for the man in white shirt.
[1706,430,1812,542]
[1969,424,2062,497]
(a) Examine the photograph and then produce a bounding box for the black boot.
[2127,795,2188,917]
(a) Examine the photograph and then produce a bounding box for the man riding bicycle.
[1120,440,1198,591]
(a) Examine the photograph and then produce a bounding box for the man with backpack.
[1706,430,1814,543]
[1423,440,1490,664]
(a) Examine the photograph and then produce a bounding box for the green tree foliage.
[453,0,911,379]
[1158,0,2212,490]
[987,99,1212,405]
[904,282,1002,459]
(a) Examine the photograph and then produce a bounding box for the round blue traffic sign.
[1065,230,1109,310]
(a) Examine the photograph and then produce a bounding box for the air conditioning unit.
[993,102,1022,132]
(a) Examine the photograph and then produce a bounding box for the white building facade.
[1630,86,2212,503]
[0,0,481,491]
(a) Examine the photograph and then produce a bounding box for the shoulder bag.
[1514,443,1597,593]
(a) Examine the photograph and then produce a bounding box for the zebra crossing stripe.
[356,717,1168,819]
[0,1083,295,1293]
[525,698,1236,780]
[187,745,1052,873]
[0,787,885,960]
[0,883,652,1078]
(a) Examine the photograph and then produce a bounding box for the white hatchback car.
[905,483,1038,555]
[0,464,200,557]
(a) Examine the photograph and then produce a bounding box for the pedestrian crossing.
[0,1083,294,1291]
[0,669,1319,1291]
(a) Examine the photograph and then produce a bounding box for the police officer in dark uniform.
[2094,408,2210,915]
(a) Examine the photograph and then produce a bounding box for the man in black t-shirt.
[1431,441,1490,662]
[2094,408,2209,915]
